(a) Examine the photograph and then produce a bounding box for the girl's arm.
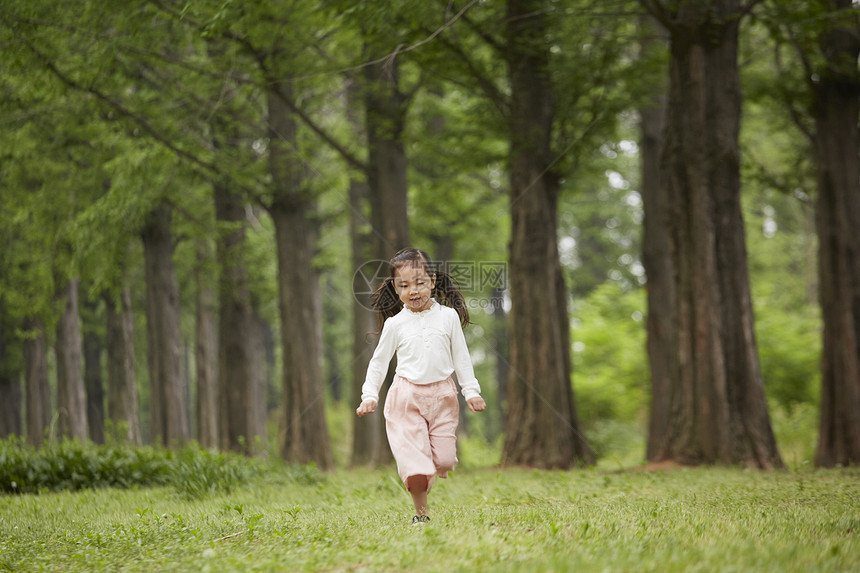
[450,313,481,401]
[359,318,397,404]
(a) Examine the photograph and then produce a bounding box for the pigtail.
[433,270,470,327]
[371,277,400,333]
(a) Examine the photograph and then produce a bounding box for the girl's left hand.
[466,397,486,412]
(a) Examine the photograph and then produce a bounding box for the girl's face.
[393,263,436,312]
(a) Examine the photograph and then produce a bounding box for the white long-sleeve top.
[360,300,481,403]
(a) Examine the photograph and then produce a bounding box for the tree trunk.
[364,52,410,253]
[502,0,593,468]
[433,235,470,436]
[0,303,22,439]
[249,309,268,448]
[214,183,259,454]
[259,314,277,414]
[346,79,380,467]
[104,287,141,445]
[194,240,219,450]
[347,63,412,464]
[361,55,412,464]
[268,80,333,470]
[349,178,388,465]
[646,0,782,467]
[24,318,51,446]
[491,286,509,441]
[55,279,88,440]
[639,14,675,460]
[812,0,860,467]
[322,277,345,402]
[82,293,105,444]
[0,377,22,439]
[141,203,189,447]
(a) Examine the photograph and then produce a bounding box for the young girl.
[356,248,486,524]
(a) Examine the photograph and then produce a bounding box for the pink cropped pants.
[384,375,460,492]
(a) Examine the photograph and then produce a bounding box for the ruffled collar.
[403,298,437,315]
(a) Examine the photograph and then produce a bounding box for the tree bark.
[812,0,860,467]
[24,318,51,446]
[432,236,470,436]
[646,0,782,467]
[268,80,334,470]
[249,309,268,447]
[502,0,593,468]
[639,14,676,460]
[141,203,189,447]
[104,287,141,445]
[55,279,88,440]
[364,53,410,253]
[323,277,344,402]
[346,79,381,467]
[360,54,412,464]
[214,183,259,454]
[0,303,22,439]
[194,240,219,449]
[349,178,387,465]
[82,293,105,444]
[0,377,22,439]
[348,63,412,464]
[492,286,509,441]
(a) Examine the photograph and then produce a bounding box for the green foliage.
[0,439,322,499]
[169,444,262,500]
[743,185,821,411]
[571,282,648,429]
[0,437,171,494]
[770,401,819,466]
[756,304,821,410]
[560,134,646,298]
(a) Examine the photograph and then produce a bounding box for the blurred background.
[1,0,855,471]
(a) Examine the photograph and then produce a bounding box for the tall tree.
[54,279,88,440]
[806,0,860,467]
[358,47,412,463]
[502,0,593,468]
[82,293,106,444]
[203,33,264,455]
[104,286,141,445]
[364,54,411,253]
[349,176,386,465]
[0,301,22,438]
[145,0,340,466]
[24,319,51,446]
[641,0,782,467]
[141,202,189,446]
[213,182,260,454]
[638,14,676,461]
[194,240,219,449]
[345,68,389,467]
[267,77,334,469]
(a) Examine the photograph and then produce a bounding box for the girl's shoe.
[411,515,430,525]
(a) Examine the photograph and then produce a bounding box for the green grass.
[1,463,857,572]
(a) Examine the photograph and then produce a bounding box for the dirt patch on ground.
[639,460,690,472]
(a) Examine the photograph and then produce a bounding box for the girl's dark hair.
[371,247,470,332]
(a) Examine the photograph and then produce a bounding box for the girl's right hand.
[356,399,377,417]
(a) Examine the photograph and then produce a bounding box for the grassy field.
[1,460,857,572]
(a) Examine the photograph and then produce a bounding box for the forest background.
[0,0,857,472]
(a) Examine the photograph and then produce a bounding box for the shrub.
[0,438,277,497]
[0,437,170,494]
[170,444,263,499]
